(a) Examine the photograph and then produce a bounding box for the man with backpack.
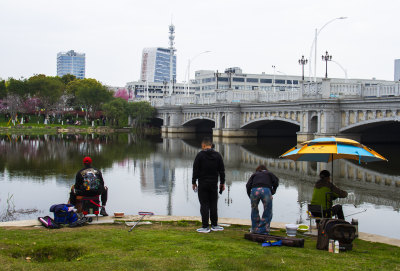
[69,156,108,216]
[192,137,225,233]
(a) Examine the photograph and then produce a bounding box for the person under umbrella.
[310,170,347,221]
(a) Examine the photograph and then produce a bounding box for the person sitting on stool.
[69,156,108,216]
[311,170,347,220]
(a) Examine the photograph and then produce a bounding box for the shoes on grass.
[196,227,211,233]
[211,225,224,231]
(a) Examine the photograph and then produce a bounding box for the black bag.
[317,218,356,251]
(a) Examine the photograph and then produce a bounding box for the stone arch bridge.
[157,98,400,142]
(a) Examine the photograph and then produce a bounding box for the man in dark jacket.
[192,137,225,233]
[311,170,347,220]
[246,165,279,234]
[69,157,108,216]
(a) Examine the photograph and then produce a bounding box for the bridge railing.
[135,82,400,107]
[363,84,400,97]
[330,83,362,97]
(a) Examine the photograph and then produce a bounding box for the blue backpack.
[50,204,78,224]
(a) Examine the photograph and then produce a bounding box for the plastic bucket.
[285,224,298,236]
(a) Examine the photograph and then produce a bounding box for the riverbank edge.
[1,215,399,247]
[0,126,160,134]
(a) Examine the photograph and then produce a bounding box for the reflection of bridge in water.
[157,136,400,211]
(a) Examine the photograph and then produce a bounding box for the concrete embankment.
[1,215,399,247]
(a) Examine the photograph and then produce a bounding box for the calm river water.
[0,133,399,239]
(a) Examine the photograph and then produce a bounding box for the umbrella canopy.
[280,137,387,163]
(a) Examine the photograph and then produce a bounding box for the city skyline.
[1,0,400,86]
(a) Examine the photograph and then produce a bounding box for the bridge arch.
[182,117,215,133]
[241,117,300,137]
[150,116,164,128]
[340,118,400,143]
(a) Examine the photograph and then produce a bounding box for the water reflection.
[1,133,399,239]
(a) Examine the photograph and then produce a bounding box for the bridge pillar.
[213,128,257,137]
[163,126,196,133]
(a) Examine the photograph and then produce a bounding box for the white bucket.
[285,224,298,237]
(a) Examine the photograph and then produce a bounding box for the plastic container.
[297,224,309,233]
[114,212,125,218]
[328,239,334,253]
[285,224,299,236]
[334,240,340,253]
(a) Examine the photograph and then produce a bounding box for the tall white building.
[140,47,177,83]
[57,50,85,79]
[394,59,400,81]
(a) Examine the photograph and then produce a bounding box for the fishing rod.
[344,209,367,218]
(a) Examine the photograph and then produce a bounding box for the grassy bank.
[0,221,399,271]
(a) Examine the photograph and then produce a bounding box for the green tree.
[6,78,29,118]
[0,80,6,99]
[67,79,113,122]
[128,101,155,131]
[102,98,129,127]
[60,74,77,85]
[7,78,29,98]
[28,75,64,113]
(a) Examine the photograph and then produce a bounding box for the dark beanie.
[320,170,330,178]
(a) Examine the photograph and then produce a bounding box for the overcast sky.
[1,0,399,86]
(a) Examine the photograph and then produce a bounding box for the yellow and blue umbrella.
[280,137,387,164]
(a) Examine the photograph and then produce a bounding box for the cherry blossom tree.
[114,88,129,101]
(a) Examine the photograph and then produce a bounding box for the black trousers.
[69,186,108,206]
[198,182,219,228]
[311,204,345,220]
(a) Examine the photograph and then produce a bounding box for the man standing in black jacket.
[192,137,225,233]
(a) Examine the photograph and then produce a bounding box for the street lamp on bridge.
[298,55,308,81]
[272,65,276,91]
[309,16,347,82]
[322,51,332,79]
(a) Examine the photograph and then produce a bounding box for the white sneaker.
[197,227,211,233]
[211,225,224,231]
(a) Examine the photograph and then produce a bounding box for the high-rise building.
[140,47,177,83]
[394,59,400,81]
[57,50,85,79]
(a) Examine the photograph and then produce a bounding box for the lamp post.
[186,50,211,96]
[272,65,276,91]
[214,70,222,90]
[322,51,332,79]
[309,17,347,82]
[298,55,308,81]
[163,79,168,97]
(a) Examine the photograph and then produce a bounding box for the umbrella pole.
[331,153,334,184]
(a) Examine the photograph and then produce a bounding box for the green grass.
[0,222,399,271]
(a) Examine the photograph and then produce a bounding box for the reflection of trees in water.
[0,134,156,179]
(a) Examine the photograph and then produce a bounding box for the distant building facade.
[125,81,195,100]
[395,59,400,81]
[140,47,176,83]
[57,50,85,79]
[194,67,393,97]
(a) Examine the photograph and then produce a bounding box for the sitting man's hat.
[83,157,92,164]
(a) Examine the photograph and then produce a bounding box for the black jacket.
[192,148,225,184]
[246,170,279,197]
[75,166,105,196]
